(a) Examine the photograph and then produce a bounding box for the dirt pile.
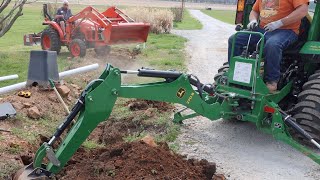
[126,99,174,112]
[89,100,175,145]
[59,141,218,180]
[0,83,81,120]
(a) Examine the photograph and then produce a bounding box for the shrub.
[125,7,174,34]
[171,7,184,22]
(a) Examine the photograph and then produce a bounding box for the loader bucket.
[107,23,150,45]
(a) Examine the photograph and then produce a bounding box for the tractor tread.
[218,64,229,73]
[214,72,225,82]
[70,39,86,57]
[297,89,320,101]
[41,27,61,54]
[292,77,320,145]
[308,72,320,81]
[303,79,320,90]
[292,101,316,113]
[292,112,320,144]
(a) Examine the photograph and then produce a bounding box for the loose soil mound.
[88,99,175,145]
[59,141,216,180]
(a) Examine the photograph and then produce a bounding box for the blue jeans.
[228,28,298,82]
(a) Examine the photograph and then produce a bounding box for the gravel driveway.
[172,10,320,180]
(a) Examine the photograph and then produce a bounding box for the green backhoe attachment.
[14,57,320,179]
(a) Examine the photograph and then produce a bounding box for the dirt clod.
[20,155,33,165]
[56,85,71,97]
[70,84,81,90]
[27,106,41,119]
[128,101,148,111]
[48,93,59,102]
[127,99,174,112]
[11,102,23,110]
[23,103,32,108]
[144,107,157,117]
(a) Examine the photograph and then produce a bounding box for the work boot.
[266,82,277,93]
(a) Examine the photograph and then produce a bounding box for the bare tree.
[0,0,28,37]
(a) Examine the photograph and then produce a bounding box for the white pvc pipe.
[0,74,19,82]
[59,64,99,78]
[0,64,99,95]
[0,82,26,95]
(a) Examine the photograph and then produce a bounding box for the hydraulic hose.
[279,109,320,149]
[48,79,104,146]
[121,69,215,95]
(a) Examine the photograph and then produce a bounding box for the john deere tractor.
[14,0,320,179]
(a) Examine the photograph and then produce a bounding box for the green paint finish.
[29,61,320,176]
[119,75,224,120]
[300,41,320,54]
[308,1,320,41]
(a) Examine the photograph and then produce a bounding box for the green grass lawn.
[174,9,203,30]
[143,33,187,70]
[0,3,187,87]
[201,10,236,24]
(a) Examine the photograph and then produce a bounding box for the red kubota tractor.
[24,4,150,57]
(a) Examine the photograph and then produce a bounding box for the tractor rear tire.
[41,27,61,54]
[69,39,86,57]
[292,72,320,146]
[214,62,229,82]
[94,45,111,57]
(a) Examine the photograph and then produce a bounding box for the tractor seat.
[283,16,310,56]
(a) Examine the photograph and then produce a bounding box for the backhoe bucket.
[107,23,150,44]
[13,163,51,180]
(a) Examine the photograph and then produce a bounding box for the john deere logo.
[177,88,186,98]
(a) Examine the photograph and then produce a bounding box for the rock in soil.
[140,135,157,147]
[58,141,217,180]
[27,106,41,119]
[56,85,71,97]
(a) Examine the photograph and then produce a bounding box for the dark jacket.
[56,7,72,21]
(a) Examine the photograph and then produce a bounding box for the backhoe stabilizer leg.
[271,109,320,165]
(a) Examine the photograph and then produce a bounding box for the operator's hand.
[264,20,283,32]
[55,15,64,19]
[247,19,258,30]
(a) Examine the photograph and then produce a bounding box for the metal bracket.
[45,144,61,167]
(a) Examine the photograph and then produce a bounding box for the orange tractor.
[24,4,150,57]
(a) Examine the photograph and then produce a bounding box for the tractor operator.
[228,0,309,93]
[55,0,72,35]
